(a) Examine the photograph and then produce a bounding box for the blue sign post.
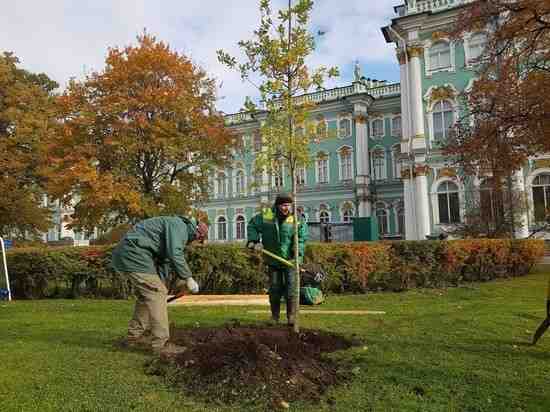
[0,236,12,301]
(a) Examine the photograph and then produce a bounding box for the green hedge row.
[4,239,544,299]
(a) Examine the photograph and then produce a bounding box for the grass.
[1,266,550,412]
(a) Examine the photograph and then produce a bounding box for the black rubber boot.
[286,298,296,327]
[269,296,281,323]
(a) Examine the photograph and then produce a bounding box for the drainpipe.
[389,26,420,240]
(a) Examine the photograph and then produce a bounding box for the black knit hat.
[275,192,293,206]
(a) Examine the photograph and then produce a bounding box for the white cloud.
[0,0,400,113]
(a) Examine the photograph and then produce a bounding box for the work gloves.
[247,241,263,252]
[186,277,199,294]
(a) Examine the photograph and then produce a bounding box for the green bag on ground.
[300,286,324,305]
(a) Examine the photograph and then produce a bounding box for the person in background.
[247,193,308,326]
[111,215,208,356]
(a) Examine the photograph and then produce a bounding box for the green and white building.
[202,0,550,242]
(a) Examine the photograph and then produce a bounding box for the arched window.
[296,167,306,186]
[341,202,354,223]
[319,210,330,223]
[375,204,389,236]
[392,145,402,179]
[371,118,384,138]
[339,118,351,138]
[480,180,504,224]
[468,33,487,62]
[235,215,246,240]
[432,100,454,141]
[338,147,353,181]
[437,181,460,224]
[316,152,329,184]
[370,148,386,180]
[532,173,550,221]
[217,216,227,240]
[429,41,451,71]
[391,116,402,137]
[235,170,245,196]
[253,131,262,152]
[216,172,227,199]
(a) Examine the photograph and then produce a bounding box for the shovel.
[261,248,295,269]
[532,276,550,345]
[167,291,185,303]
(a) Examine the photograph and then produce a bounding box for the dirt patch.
[146,324,359,409]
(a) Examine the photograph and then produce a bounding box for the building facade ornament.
[414,164,430,176]
[407,46,424,59]
[396,50,407,65]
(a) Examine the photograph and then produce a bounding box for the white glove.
[186,277,199,294]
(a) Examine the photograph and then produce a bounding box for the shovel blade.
[532,317,550,345]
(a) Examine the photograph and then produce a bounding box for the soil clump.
[146,324,358,409]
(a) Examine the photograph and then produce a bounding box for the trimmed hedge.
[5,239,544,299]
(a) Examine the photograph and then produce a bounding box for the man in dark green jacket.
[112,215,208,355]
[247,193,308,326]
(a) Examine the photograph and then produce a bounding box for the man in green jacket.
[112,215,208,355]
[247,193,308,326]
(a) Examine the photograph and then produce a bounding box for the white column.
[398,50,410,154]
[407,46,426,146]
[354,106,371,217]
[414,166,431,239]
[403,172,417,240]
[514,170,530,238]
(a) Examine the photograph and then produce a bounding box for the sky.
[0,0,401,114]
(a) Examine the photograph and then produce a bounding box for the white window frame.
[338,116,352,139]
[234,214,246,240]
[430,177,465,226]
[315,152,330,184]
[340,202,355,223]
[370,118,385,139]
[394,205,405,235]
[234,169,246,197]
[215,172,229,199]
[526,168,550,224]
[375,202,390,236]
[216,216,228,241]
[296,166,307,186]
[391,115,402,138]
[427,99,457,144]
[272,164,285,189]
[424,38,456,76]
[464,32,487,66]
[337,146,354,181]
[318,204,331,223]
[370,147,387,180]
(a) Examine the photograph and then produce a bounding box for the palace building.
[201,0,550,242]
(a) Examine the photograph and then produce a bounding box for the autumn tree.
[446,0,550,237]
[0,52,58,238]
[218,0,338,332]
[46,33,234,233]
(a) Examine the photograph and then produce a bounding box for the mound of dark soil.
[146,324,358,408]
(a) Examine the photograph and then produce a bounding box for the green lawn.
[1,267,550,412]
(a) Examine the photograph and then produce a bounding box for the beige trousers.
[127,272,169,350]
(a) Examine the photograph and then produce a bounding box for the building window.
[319,210,330,223]
[375,205,389,236]
[338,147,353,181]
[273,164,284,189]
[216,172,227,199]
[253,132,262,152]
[391,116,402,137]
[235,215,246,240]
[533,173,550,222]
[341,203,354,223]
[371,118,384,138]
[317,154,329,184]
[297,167,306,186]
[339,118,351,138]
[371,148,386,180]
[468,32,487,63]
[314,117,327,143]
[437,181,460,224]
[480,181,505,224]
[235,171,245,196]
[432,100,454,141]
[392,145,402,179]
[217,216,227,240]
[429,41,451,71]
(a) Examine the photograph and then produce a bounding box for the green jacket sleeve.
[247,213,263,243]
[165,220,193,279]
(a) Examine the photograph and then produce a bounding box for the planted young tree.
[0,52,58,238]
[218,0,338,332]
[46,33,235,233]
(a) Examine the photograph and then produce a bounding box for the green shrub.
[5,239,544,299]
